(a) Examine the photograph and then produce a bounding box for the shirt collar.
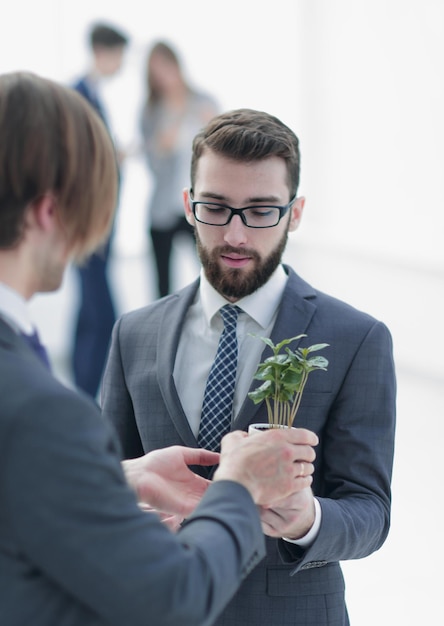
[0,282,34,333]
[200,264,288,328]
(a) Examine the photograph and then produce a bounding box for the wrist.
[213,468,256,500]
[283,497,321,547]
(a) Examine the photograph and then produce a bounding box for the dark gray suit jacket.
[0,319,265,626]
[102,266,397,626]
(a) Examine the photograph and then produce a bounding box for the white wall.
[2,1,442,268]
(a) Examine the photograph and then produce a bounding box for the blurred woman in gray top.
[141,41,219,298]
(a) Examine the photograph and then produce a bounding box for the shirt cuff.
[283,497,322,547]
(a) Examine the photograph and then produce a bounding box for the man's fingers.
[219,430,248,453]
[288,427,319,446]
[290,445,317,464]
[295,474,313,488]
[181,447,221,466]
[296,461,314,477]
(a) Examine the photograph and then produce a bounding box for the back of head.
[190,108,301,197]
[0,71,118,260]
[90,23,128,49]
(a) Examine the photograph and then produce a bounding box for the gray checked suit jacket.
[102,265,397,626]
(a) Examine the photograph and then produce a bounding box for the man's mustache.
[215,246,260,260]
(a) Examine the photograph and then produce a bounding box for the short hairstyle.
[0,71,118,260]
[90,23,128,49]
[190,108,301,198]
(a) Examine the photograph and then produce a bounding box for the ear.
[288,196,305,233]
[183,188,195,226]
[26,194,58,234]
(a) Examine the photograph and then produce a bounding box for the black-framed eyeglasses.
[189,191,297,229]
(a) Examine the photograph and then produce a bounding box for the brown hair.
[190,108,301,198]
[0,71,118,260]
[145,41,189,105]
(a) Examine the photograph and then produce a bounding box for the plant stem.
[265,398,273,426]
[274,366,280,427]
[289,370,309,427]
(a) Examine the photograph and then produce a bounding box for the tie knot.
[220,305,240,328]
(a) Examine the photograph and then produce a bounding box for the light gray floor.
[29,227,443,626]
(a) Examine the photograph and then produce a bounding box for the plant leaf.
[264,354,290,366]
[248,380,274,404]
[274,334,307,353]
[306,356,329,369]
[304,343,330,353]
[253,366,278,382]
[281,369,304,387]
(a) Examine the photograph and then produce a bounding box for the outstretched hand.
[138,504,184,533]
[122,446,220,518]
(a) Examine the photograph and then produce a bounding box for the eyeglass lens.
[194,203,281,227]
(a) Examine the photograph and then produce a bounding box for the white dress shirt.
[0,282,34,333]
[173,265,288,437]
[173,265,321,547]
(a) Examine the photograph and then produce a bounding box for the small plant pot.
[248,423,290,435]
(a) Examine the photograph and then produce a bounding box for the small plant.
[248,335,329,428]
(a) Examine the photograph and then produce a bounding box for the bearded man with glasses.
[102,108,396,626]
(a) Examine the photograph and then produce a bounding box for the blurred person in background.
[141,41,219,298]
[71,22,129,400]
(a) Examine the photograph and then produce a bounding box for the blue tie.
[198,305,240,452]
[21,330,51,370]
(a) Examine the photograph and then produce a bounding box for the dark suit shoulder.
[284,265,389,332]
[0,354,99,436]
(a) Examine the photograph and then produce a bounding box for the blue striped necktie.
[198,305,241,452]
[21,330,51,370]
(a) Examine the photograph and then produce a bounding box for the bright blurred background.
[1,1,443,624]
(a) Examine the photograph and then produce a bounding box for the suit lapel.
[154,268,319,441]
[156,281,201,447]
[233,267,318,432]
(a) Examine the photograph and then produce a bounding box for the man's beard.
[195,229,288,300]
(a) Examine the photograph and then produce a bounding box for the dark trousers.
[150,216,195,298]
[72,237,116,399]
